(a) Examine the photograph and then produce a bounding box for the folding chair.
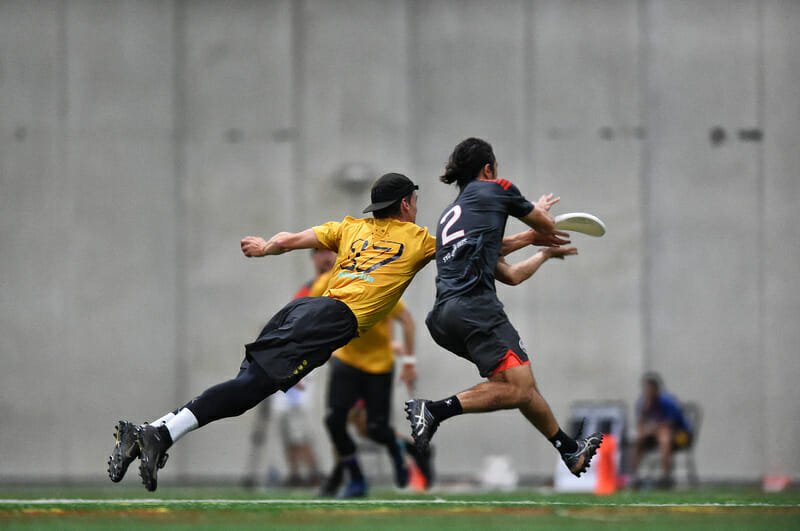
[678,402,701,486]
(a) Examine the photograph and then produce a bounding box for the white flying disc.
[553,212,606,237]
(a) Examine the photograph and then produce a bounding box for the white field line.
[1,499,798,508]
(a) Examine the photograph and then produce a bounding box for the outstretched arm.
[495,246,577,286]
[501,229,571,256]
[241,228,322,257]
[519,193,560,236]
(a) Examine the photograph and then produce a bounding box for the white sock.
[150,412,176,426]
[164,408,199,444]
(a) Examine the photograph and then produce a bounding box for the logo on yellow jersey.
[338,271,375,283]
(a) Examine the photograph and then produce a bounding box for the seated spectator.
[631,373,692,488]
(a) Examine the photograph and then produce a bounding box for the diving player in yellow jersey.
[108,172,560,492]
[108,173,433,491]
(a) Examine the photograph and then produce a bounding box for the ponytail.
[440,137,496,189]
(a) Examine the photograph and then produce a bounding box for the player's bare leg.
[632,422,656,479]
[406,364,602,476]
[656,423,675,487]
[457,364,560,436]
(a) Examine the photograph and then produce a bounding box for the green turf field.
[1,485,798,530]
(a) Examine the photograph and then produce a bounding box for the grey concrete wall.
[645,0,768,479]
[174,0,301,479]
[761,0,800,477]
[1,0,179,478]
[1,0,798,483]
[1,0,69,477]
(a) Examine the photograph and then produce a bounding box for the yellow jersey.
[334,299,406,374]
[307,270,333,298]
[312,216,435,335]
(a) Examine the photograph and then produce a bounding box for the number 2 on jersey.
[440,205,465,245]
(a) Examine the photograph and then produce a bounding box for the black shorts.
[327,357,394,417]
[426,290,529,378]
[245,297,358,391]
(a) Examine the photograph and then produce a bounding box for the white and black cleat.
[404,399,439,453]
[562,432,603,477]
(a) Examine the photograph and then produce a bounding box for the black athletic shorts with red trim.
[245,296,358,391]
[426,290,530,378]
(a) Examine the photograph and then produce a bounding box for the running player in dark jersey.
[405,137,603,478]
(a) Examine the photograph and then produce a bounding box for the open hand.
[535,193,561,212]
[544,246,578,260]
[400,364,417,394]
[533,229,571,247]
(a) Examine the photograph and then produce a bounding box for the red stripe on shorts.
[491,349,530,376]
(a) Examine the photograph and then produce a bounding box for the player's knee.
[365,420,392,443]
[515,383,537,409]
[324,409,347,434]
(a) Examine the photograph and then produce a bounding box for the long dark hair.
[440,137,496,190]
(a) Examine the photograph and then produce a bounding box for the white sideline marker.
[1,499,798,508]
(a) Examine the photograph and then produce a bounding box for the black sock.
[388,440,404,466]
[342,456,364,482]
[427,395,463,422]
[548,428,578,455]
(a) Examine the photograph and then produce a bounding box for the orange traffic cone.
[408,459,427,492]
[594,433,618,496]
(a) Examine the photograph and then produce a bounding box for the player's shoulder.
[461,178,523,204]
[411,223,435,244]
[337,215,372,233]
[476,177,516,192]
[388,218,430,235]
[390,221,435,256]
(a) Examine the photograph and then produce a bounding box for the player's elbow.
[498,271,522,286]
[506,275,523,286]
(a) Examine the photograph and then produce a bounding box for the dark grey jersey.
[433,178,534,303]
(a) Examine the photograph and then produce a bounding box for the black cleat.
[318,462,345,498]
[339,478,367,498]
[562,432,603,477]
[406,441,435,487]
[108,420,141,482]
[405,399,439,452]
[137,424,171,492]
[390,441,409,488]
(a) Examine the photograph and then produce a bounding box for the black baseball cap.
[362,173,419,213]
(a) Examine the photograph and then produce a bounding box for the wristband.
[401,356,416,366]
